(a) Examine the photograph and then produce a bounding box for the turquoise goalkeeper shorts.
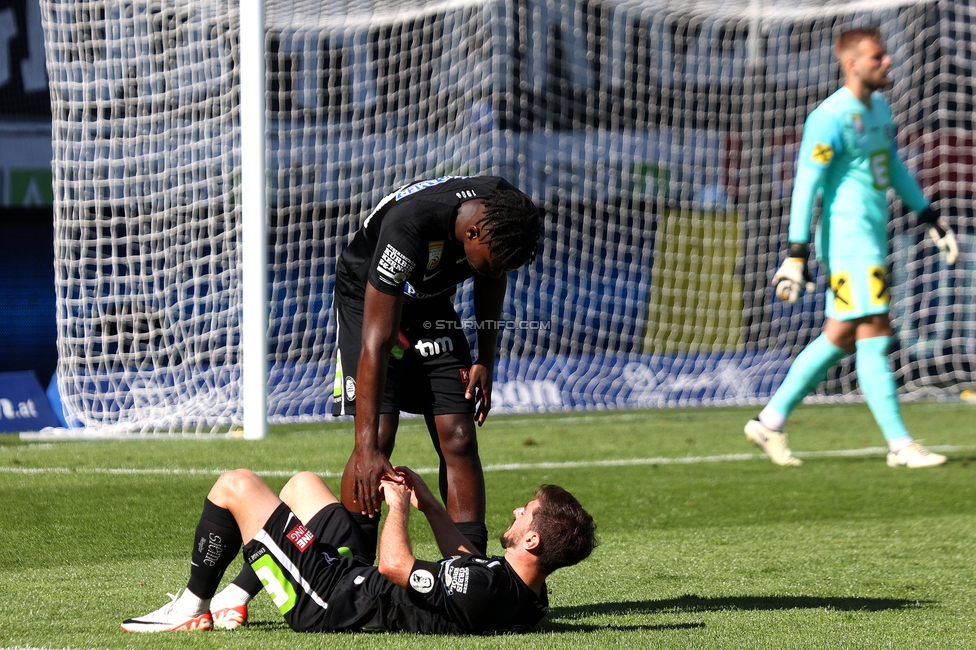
[824,257,891,321]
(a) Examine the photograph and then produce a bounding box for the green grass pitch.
[1,401,975,649]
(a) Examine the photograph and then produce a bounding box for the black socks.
[186,499,242,599]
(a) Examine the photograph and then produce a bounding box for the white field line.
[2,445,974,477]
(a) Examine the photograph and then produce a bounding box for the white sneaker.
[120,592,213,633]
[745,419,803,466]
[887,442,947,468]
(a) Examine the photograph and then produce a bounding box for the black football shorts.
[242,502,372,632]
[332,297,475,417]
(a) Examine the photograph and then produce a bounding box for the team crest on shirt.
[884,125,892,141]
[853,113,864,133]
[427,241,444,270]
[812,143,834,165]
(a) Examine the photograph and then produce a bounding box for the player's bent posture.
[746,28,957,469]
[120,468,596,634]
[335,176,541,551]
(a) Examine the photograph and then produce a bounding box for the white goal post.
[39,0,974,434]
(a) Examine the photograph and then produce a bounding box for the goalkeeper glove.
[773,243,816,303]
[918,206,958,266]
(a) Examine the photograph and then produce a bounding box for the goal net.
[40,0,974,432]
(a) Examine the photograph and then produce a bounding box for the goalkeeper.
[745,28,956,469]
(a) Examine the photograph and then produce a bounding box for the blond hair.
[835,28,882,64]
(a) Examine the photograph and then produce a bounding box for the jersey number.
[253,555,298,614]
[870,150,890,190]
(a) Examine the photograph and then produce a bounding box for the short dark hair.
[478,189,542,269]
[531,485,597,575]
[835,28,882,62]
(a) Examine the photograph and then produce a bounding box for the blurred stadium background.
[0,0,973,433]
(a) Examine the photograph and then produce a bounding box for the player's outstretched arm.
[396,466,479,558]
[377,477,415,588]
[773,243,816,303]
[348,284,401,515]
[918,205,959,266]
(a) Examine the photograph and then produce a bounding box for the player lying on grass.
[121,467,596,635]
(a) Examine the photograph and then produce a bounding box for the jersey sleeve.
[407,557,496,607]
[366,204,429,296]
[789,108,841,244]
[887,132,929,215]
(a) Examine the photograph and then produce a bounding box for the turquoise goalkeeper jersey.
[788,86,929,262]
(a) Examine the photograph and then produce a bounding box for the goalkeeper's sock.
[855,336,910,443]
[887,435,914,454]
[349,511,379,565]
[765,333,848,423]
[455,521,489,555]
[184,499,242,609]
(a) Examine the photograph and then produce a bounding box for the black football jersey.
[334,176,518,306]
[321,554,548,635]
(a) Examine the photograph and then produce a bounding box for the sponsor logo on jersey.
[444,565,470,594]
[403,282,454,300]
[286,523,315,552]
[409,569,435,593]
[415,337,454,358]
[812,143,834,165]
[377,244,416,286]
[344,377,356,401]
[320,550,341,565]
[395,175,469,200]
[427,241,444,270]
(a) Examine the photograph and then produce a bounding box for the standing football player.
[745,28,957,468]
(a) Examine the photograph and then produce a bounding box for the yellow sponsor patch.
[869,265,890,307]
[812,143,834,165]
[830,271,853,313]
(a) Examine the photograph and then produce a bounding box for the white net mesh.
[40,0,975,432]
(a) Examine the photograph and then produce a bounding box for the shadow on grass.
[550,593,931,620]
[540,621,706,633]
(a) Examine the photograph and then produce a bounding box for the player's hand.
[773,257,815,303]
[350,446,395,517]
[379,475,412,511]
[466,363,492,426]
[927,220,959,266]
[392,466,436,511]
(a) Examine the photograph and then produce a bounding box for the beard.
[499,521,516,549]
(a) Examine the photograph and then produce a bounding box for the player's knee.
[212,468,261,506]
[438,421,479,460]
[279,471,321,503]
